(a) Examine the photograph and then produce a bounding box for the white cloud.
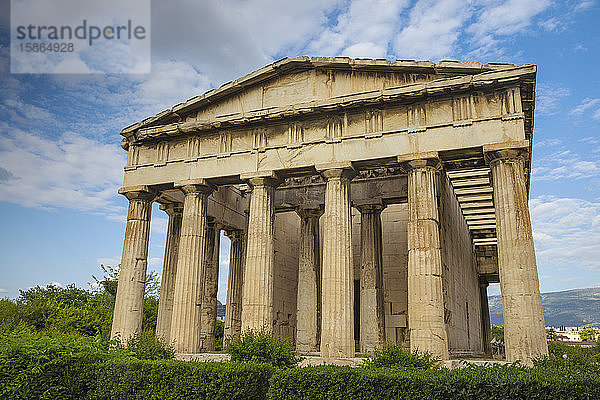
[0,125,125,216]
[535,84,570,115]
[148,257,162,269]
[0,288,8,293]
[465,0,551,58]
[394,0,468,60]
[533,149,600,181]
[469,0,551,39]
[534,138,562,148]
[97,257,121,267]
[309,0,408,58]
[531,196,600,272]
[570,98,600,118]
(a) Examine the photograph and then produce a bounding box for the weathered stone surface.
[223,230,245,342]
[402,157,449,360]
[112,58,545,364]
[319,166,356,358]
[295,207,323,354]
[241,176,278,332]
[155,203,182,342]
[199,219,220,351]
[111,187,155,342]
[357,203,386,354]
[169,182,213,353]
[488,148,548,364]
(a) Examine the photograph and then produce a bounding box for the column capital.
[240,170,281,188]
[118,185,156,201]
[295,205,324,219]
[483,140,529,165]
[159,202,183,216]
[225,229,244,241]
[316,161,356,181]
[355,199,386,214]
[397,152,441,172]
[175,179,215,195]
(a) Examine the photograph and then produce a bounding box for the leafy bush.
[535,341,600,367]
[0,327,129,399]
[364,345,439,370]
[267,363,600,400]
[0,328,272,400]
[226,330,301,368]
[125,330,174,360]
[93,359,274,400]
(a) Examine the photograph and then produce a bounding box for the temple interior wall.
[351,204,410,348]
[438,172,483,355]
[381,204,410,348]
[272,211,300,342]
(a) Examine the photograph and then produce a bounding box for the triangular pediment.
[121,57,525,137]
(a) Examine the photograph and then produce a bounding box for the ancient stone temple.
[111,57,548,363]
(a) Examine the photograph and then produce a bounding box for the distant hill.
[489,287,600,327]
[217,300,225,319]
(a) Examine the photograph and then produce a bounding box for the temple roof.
[120,56,534,140]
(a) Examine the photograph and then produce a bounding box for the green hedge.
[92,360,274,400]
[267,364,600,400]
[3,330,600,400]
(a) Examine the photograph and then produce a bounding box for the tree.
[580,328,598,342]
[491,325,504,343]
[546,328,557,341]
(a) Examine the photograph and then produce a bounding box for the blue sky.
[0,0,599,301]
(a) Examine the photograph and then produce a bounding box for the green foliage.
[226,330,301,368]
[363,345,439,370]
[267,363,600,400]
[1,265,160,339]
[3,329,600,400]
[540,341,600,366]
[216,319,224,351]
[0,328,272,400]
[0,327,130,399]
[125,331,174,360]
[579,328,598,342]
[546,328,557,341]
[492,324,505,342]
[93,360,274,400]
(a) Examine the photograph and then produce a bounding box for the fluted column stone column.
[224,230,245,342]
[401,154,449,360]
[169,179,214,353]
[318,163,356,358]
[155,203,183,341]
[111,186,155,343]
[479,281,492,356]
[357,202,386,354]
[295,206,323,354]
[487,148,548,363]
[199,219,221,351]
[241,173,279,333]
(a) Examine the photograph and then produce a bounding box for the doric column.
[111,186,155,342]
[224,230,245,342]
[479,281,492,356]
[199,219,221,351]
[400,154,449,360]
[241,172,279,332]
[169,179,214,354]
[487,147,547,363]
[356,202,386,354]
[155,203,183,342]
[318,163,356,358]
[295,206,324,354]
